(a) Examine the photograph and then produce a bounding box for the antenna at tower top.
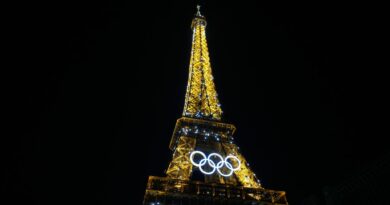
[196,5,202,16]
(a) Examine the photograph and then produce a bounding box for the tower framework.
[143,6,288,205]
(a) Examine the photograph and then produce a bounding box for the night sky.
[7,1,388,205]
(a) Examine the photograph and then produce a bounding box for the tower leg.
[222,143,262,188]
[166,136,196,180]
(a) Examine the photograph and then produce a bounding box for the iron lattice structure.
[143,6,288,205]
[183,9,222,121]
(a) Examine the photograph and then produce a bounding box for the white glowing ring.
[189,151,241,177]
[199,158,216,175]
[225,155,241,171]
[208,153,224,168]
[190,151,207,166]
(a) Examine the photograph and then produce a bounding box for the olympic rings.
[190,151,241,177]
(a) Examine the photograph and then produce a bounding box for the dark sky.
[6,0,388,205]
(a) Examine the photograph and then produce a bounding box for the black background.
[5,0,388,205]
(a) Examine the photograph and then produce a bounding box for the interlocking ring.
[190,151,241,177]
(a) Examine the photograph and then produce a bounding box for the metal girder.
[166,136,196,180]
[222,143,262,188]
[143,176,288,205]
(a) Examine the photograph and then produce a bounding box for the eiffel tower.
[143,6,288,205]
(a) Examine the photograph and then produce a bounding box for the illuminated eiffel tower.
[143,6,288,205]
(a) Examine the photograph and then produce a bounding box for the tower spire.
[196,4,202,16]
[183,6,222,120]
